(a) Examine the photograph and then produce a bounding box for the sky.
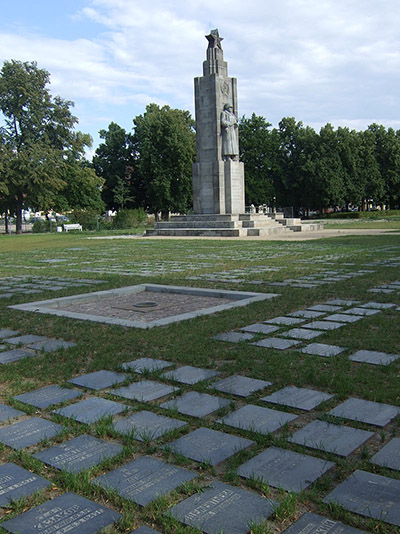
[1,0,400,157]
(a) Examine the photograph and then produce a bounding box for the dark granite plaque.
[349,350,400,366]
[164,427,254,466]
[93,456,196,506]
[54,397,127,424]
[213,331,255,343]
[168,480,277,534]
[34,434,123,473]
[112,380,178,402]
[161,392,230,417]
[264,316,304,326]
[288,420,374,456]
[360,302,396,309]
[329,398,400,427]
[0,329,19,339]
[28,339,77,352]
[131,527,161,534]
[69,370,127,390]
[282,328,323,340]
[302,320,346,331]
[0,417,63,449]
[262,386,333,411]
[307,304,343,312]
[283,512,367,533]
[0,403,24,422]
[162,365,220,385]
[301,343,346,357]
[113,411,186,441]
[370,438,400,471]
[0,348,37,364]
[210,375,272,397]
[326,299,360,306]
[7,335,49,345]
[238,446,335,492]
[0,463,50,506]
[218,404,297,434]
[288,310,325,319]
[1,492,120,533]
[122,357,171,373]
[252,337,301,350]
[343,307,381,316]
[323,470,400,526]
[324,313,362,323]
[15,385,81,409]
[240,323,280,334]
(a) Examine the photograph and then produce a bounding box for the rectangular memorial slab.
[252,337,302,350]
[288,310,326,319]
[359,302,396,309]
[93,456,196,506]
[0,417,63,449]
[329,397,400,427]
[0,403,24,422]
[370,437,400,471]
[122,357,172,373]
[34,434,123,472]
[343,307,381,316]
[326,299,360,306]
[304,320,347,331]
[162,365,220,385]
[113,410,186,441]
[14,385,82,409]
[1,492,120,534]
[112,380,178,402]
[164,427,254,466]
[218,404,297,434]
[6,335,49,345]
[239,323,280,334]
[323,313,362,323]
[168,480,277,534]
[283,512,367,533]
[323,470,400,526]
[238,446,334,492]
[262,386,333,411]
[54,397,127,424]
[0,329,19,339]
[0,348,37,364]
[281,328,323,340]
[264,316,305,326]
[161,392,230,417]
[69,370,128,390]
[27,339,77,352]
[307,304,343,312]
[0,463,50,506]
[301,343,347,357]
[213,331,255,343]
[349,350,400,366]
[288,420,374,456]
[210,375,272,397]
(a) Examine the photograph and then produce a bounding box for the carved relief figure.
[220,104,239,160]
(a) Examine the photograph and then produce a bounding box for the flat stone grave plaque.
[218,404,297,434]
[164,427,254,466]
[34,434,123,472]
[210,375,272,397]
[93,456,196,506]
[343,307,381,316]
[283,512,367,533]
[6,334,49,345]
[54,397,127,424]
[349,349,400,366]
[213,331,255,343]
[28,339,77,352]
[323,313,362,324]
[0,329,19,339]
[132,528,161,534]
[288,310,325,319]
[359,302,396,309]
[326,299,360,306]
[161,392,230,417]
[0,348,37,364]
[307,304,343,312]
[301,343,347,357]
[168,479,277,534]
[262,386,333,411]
[239,323,280,335]
[122,357,172,373]
[329,397,400,427]
[14,385,82,409]
[162,365,220,385]
[112,380,178,402]
[0,463,50,506]
[252,337,302,350]
[69,370,128,390]
[323,470,400,526]
[0,417,63,449]
[238,446,335,492]
[1,491,120,534]
[370,437,400,470]
[289,420,374,456]
[113,410,186,441]
[281,328,323,340]
[264,316,305,326]
[302,320,346,331]
[0,403,24,422]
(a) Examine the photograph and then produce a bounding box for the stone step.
[154,221,241,229]
[172,214,240,222]
[145,228,247,237]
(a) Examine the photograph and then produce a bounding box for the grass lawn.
[0,229,399,533]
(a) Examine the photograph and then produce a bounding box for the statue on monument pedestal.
[221,104,239,161]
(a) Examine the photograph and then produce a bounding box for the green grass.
[0,231,399,533]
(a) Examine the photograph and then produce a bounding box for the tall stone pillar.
[192,30,245,215]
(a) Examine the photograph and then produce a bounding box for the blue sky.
[1,0,400,157]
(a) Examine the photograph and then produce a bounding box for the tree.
[132,104,196,219]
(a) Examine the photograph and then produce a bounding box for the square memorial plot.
[112,380,178,402]
[281,328,323,340]
[343,307,381,317]
[359,302,396,310]
[168,480,277,534]
[288,310,326,319]
[14,385,82,409]
[288,420,374,457]
[262,386,333,411]
[6,334,49,346]
[162,365,220,385]
[252,337,301,350]
[238,446,334,492]
[0,348,37,364]
[324,313,362,324]
[113,410,186,441]
[161,392,230,418]
[164,427,254,466]
[0,417,63,449]
[0,403,24,422]
[264,316,305,326]
[93,456,196,506]
[69,370,128,390]
[239,323,280,335]
[213,331,255,343]
[27,339,76,352]
[323,470,400,527]
[284,512,367,534]
[218,405,297,434]
[0,329,19,339]
[0,463,50,506]
[34,434,123,473]
[54,397,127,424]
[301,343,346,357]
[122,357,172,373]
[210,375,272,397]
[1,492,120,534]
[329,398,400,427]
[370,438,400,471]
[302,320,346,331]
[349,350,400,366]
[326,299,360,306]
[307,304,343,312]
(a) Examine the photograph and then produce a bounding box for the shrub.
[112,208,147,229]
[32,219,50,233]
[69,210,103,231]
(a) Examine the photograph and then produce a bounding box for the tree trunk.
[5,213,9,234]
[16,201,23,234]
